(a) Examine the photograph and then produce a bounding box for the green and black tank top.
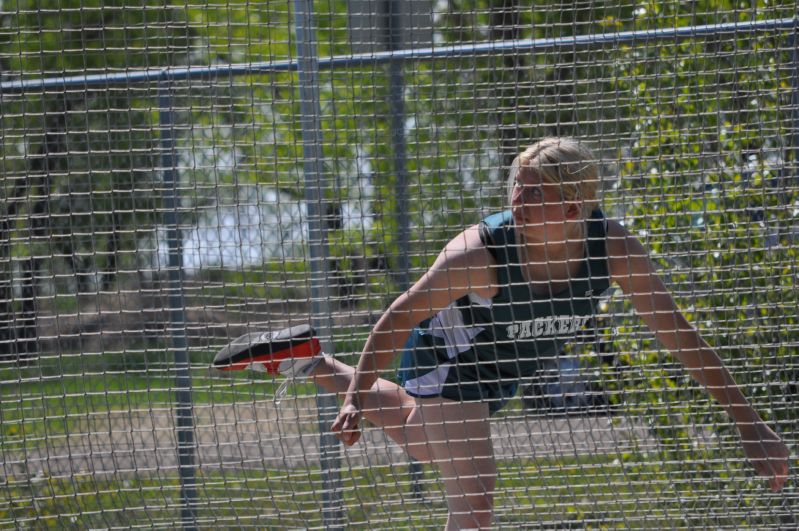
[404,208,612,393]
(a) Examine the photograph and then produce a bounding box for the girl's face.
[510,171,580,243]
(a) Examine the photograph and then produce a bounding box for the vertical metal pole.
[790,31,799,172]
[293,1,343,527]
[384,0,423,499]
[159,81,198,530]
[386,0,410,291]
[784,31,799,528]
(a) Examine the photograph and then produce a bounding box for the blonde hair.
[507,137,600,217]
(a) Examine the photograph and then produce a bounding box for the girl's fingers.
[753,454,788,492]
[332,413,361,446]
[769,469,786,492]
[770,462,788,492]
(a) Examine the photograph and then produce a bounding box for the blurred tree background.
[0,0,797,521]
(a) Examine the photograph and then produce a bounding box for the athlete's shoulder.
[603,219,645,255]
[602,219,655,280]
[604,217,627,238]
[440,224,494,265]
[425,226,497,298]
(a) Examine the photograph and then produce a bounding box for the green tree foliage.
[0,2,197,361]
[0,2,195,290]
[599,1,799,449]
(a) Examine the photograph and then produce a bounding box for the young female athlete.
[214,137,790,529]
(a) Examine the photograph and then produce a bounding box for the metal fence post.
[791,30,798,170]
[159,80,198,530]
[383,0,424,500]
[293,0,344,527]
[387,0,410,291]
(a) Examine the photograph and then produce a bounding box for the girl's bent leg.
[312,359,496,527]
[310,357,430,461]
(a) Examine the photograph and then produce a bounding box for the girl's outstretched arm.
[606,220,790,492]
[331,225,496,446]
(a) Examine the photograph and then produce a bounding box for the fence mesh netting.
[0,1,797,528]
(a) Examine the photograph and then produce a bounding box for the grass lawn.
[0,347,365,444]
[1,454,784,529]
[0,366,310,440]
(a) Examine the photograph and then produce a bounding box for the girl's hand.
[738,421,790,492]
[331,401,362,446]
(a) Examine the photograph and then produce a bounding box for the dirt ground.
[3,397,660,480]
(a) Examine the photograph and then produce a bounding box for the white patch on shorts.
[403,297,487,396]
[403,363,453,396]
